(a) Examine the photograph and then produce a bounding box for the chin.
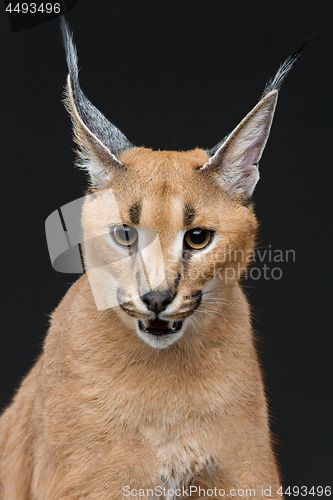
[135,319,185,349]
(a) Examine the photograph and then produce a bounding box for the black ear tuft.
[60,17,80,88]
[262,35,313,97]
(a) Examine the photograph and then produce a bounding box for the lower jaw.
[138,319,183,336]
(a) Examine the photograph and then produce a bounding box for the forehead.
[117,147,212,228]
[120,147,210,186]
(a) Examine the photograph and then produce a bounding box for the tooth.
[142,319,149,327]
[167,321,173,329]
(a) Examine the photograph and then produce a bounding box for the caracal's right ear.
[61,19,133,187]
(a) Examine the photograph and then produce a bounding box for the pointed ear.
[61,19,133,186]
[201,90,278,199]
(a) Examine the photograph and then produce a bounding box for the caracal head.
[61,19,299,348]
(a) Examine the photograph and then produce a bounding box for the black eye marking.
[183,203,196,227]
[174,273,181,290]
[182,249,191,261]
[181,249,192,274]
[129,202,141,225]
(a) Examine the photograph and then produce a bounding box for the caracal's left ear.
[201,40,308,199]
[201,90,277,199]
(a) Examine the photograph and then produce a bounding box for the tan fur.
[0,101,283,498]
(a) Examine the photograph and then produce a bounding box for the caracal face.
[60,20,286,349]
[82,147,257,348]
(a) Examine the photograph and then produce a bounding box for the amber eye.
[184,229,212,250]
[112,225,138,247]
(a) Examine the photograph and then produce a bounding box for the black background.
[1,0,332,493]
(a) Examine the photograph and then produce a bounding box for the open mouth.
[138,319,183,336]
